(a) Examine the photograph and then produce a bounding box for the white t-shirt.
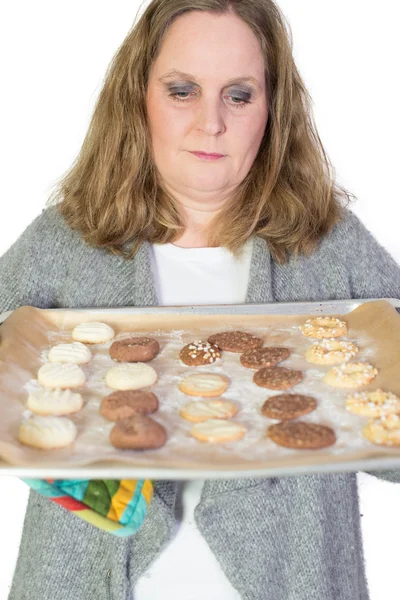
[133,239,399,600]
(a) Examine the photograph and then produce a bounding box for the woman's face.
[146,11,268,208]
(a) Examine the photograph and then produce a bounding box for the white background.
[0,1,399,599]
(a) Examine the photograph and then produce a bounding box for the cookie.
[300,317,347,339]
[363,414,400,446]
[179,373,230,397]
[100,390,159,421]
[18,415,78,449]
[48,342,92,365]
[345,389,400,418]
[253,366,303,390]
[105,363,158,391]
[180,399,238,423]
[26,389,84,416]
[110,415,167,449]
[72,321,115,344]
[240,347,290,369]
[109,337,160,362]
[37,363,86,389]
[190,419,247,443]
[208,331,263,352]
[267,421,336,449]
[305,339,358,365]
[261,394,317,420]
[323,362,378,389]
[180,341,221,366]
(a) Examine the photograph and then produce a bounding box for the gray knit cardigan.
[2,205,400,600]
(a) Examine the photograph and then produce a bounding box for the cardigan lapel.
[245,236,274,303]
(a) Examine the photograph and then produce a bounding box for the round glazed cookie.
[240,347,291,369]
[261,394,317,420]
[26,389,84,416]
[48,342,92,365]
[253,366,303,390]
[110,415,167,449]
[363,414,400,446]
[267,421,336,449]
[305,339,358,365]
[323,362,378,389]
[18,415,78,449]
[180,399,238,423]
[300,317,347,339]
[105,363,158,391]
[179,373,230,397]
[180,341,221,366]
[72,321,115,344]
[37,363,86,389]
[345,389,400,418]
[190,419,247,443]
[207,331,263,352]
[100,390,159,421]
[109,337,160,363]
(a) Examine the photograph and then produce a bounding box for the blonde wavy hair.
[49,0,353,263]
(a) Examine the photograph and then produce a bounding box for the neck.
[173,203,221,248]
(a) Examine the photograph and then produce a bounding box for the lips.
[190,151,225,158]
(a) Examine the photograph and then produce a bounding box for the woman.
[2,1,400,599]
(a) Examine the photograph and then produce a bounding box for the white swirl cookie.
[27,389,84,416]
[37,363,86,389]
[300,317,347,339]
[18,415,78,449]
[323,362,378,389]
[191,419,247,443]
[179,373,230,397]
[48,342,92,365]
[363,413,400,446]
[180,399,238,423]
[305,339,359,365]
[345,389,400,418]
[72,321,115,344]
[105,363,158,391]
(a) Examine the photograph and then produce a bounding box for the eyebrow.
[158,69,261,89]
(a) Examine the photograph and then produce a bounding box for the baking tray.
[0,298,399,480]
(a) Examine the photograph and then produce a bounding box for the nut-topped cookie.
[267,421,336,449]
[253,366,304,390]
[208,331,263,352]
[240,347,291,369]
[180,340,221,366]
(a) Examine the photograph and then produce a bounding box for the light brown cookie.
[179,373,230,397]
[190,419,247,443]
[240,347,291,369]
[346,390,400,418]
[305,339,358,365]
[105,363,158,391]
[37,363,86,390]
[109,337,160,362]
[261,394,317,420]
[110,415,167,449]
[267,421,336,449]
[300,316,347,339]
[100,390,159,421]
[253,366,303,390]
[26,389,84,416]
[180,399,238,422]
[72,321,115,344]
[323,362,378,389]
[363,414,400,446]
[18,415,78,449]
[180,341,221,366]
[208,331,263,352]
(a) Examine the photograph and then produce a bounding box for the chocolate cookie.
[109,337,159,362]
[180,340,221,366]
[253,366,304,390]
[110,415,167,449]
[261,394,317,420]
[267,421,336,449]
[100,390,159,421]
[208,331,263,352]
[240,347,291,369]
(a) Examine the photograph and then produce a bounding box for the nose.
[194,95,227,136]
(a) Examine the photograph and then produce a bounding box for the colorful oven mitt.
[21,478,153,537]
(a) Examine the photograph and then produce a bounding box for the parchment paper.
[0,300,399,474]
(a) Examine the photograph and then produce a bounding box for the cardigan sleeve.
[0,206,67,313]
[339,212,400,482]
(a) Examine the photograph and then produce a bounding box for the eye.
[168,88,251,109]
